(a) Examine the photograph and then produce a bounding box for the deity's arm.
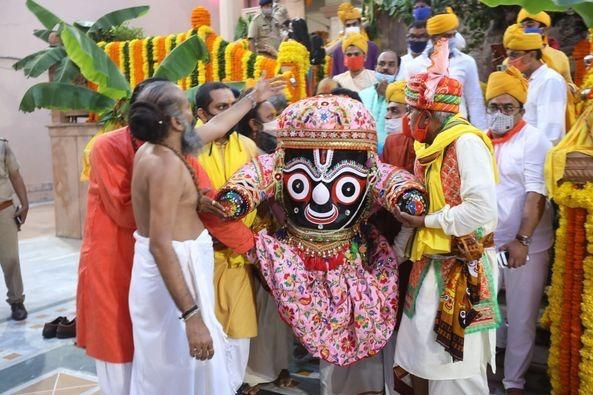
[372,157,428,217]
[215,153,277,220]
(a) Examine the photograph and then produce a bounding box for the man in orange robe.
[76,77,281,394]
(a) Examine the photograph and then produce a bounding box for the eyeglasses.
[486,103,522,115]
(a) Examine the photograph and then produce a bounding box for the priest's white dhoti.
[129,231,238,394]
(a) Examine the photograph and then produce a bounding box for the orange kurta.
[76,127,137,363]
[76,128,254,363]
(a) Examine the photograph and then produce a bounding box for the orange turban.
[426,7,459,36]
[517,8,551,27]
[342,33,368,54]
[337,2,362,23]
[503,23,543,51]
[406,38,462,113]
[386,81,407,104]
[485,66,528,104]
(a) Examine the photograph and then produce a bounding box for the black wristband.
[179,304,198,320]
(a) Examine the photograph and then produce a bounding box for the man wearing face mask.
[485,66,553,395]
[503,24,567,145]
[359,50,400,154]
[393,38,499,395]
[236,92,278,154]
[401,8,488,130]
[327,2,379,76]
[248,0,286,58]
[195,82,261,388]
[396,21,429,81]
[381,81,416,174]
[332,33,377,92]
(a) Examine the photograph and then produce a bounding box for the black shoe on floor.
[56,318,76,339]
[10,302,28,321]
[43,316,68,338]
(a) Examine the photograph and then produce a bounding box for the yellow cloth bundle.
[341,32,368,54]
[426,7,459,36]
[517,8,551,27]
[385,81,407,104]
[337,2,362,23]
[503,23,543,51]
[485,66,528,104]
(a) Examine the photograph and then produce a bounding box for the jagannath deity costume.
[216,95,428,366]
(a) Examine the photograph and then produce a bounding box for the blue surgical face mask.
[524,27,543,35]
[375,71,396,83]
[408,40,428,54]
[412,6,432,21]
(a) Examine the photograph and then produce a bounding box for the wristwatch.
[515,234,532,247]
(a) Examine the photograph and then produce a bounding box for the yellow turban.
[503,23,543,51]
[342,33,368,54]
[337,2,362,24]
[426,7,459,36]
[517,8,551,27]
[485,66,528,104]
[386,81,407,104]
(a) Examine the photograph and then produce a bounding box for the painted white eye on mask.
[487,112,515,134]
[344,26,360,34]
[384,118,403,135]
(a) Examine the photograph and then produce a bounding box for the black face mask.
[282,148,370,231]
[256,132,278,154]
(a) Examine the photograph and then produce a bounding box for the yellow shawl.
[411,115,498,261]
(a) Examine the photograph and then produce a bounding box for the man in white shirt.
[400,9,487,129]
[332,33,377,92]
[484,66,553,395]
[393,38,499,395]
[503,23,567,145]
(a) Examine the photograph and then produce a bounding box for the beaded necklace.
[155,142,202,210]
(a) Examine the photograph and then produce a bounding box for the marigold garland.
[190,6,211,28]
[275,40,310,102]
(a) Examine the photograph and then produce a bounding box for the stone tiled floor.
[0,203,551,394]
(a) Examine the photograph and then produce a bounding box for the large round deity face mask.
[276,95,377,232]
[282,148,370,231]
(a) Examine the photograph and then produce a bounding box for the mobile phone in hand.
[496,250,510,268]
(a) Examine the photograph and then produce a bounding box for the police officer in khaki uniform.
[248,0,288,58]
[0,139,28,320]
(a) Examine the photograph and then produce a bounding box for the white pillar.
[219,0,243,41]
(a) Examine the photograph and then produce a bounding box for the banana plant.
[19,22,209,128]
[13,0,148,84]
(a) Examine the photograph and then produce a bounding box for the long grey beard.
[181,122,203,155]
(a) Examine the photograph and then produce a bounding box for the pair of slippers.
[42,316,76,339]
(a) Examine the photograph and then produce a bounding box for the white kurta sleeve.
[462,57,487,130]
[534,77,567,145]
[424,134,498,236]
[523,128,552,196]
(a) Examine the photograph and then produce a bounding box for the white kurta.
[394,134,499,392]
[492,123,554,390]
[523,64,567,146]
[129,231,238,395]
[401,49,488,130]
[333,69,377,92]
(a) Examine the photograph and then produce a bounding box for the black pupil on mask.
[342,182,355,197]
[293,180,305,194]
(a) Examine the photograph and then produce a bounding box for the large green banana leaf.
[15,47,66,78]
[153,35,209,81]
[13,49,49,71]
[33,29,52,42]
[26,0,62,30]
[60,24,130,100]
[87,6,149,34]
[52,58,80,83]
[19,82,116,113]
[479,0,593,27]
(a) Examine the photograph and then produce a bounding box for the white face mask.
[487,112,515,134]
[262,119,279,136]
[344,26,360,34]
[384,117,403,135]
